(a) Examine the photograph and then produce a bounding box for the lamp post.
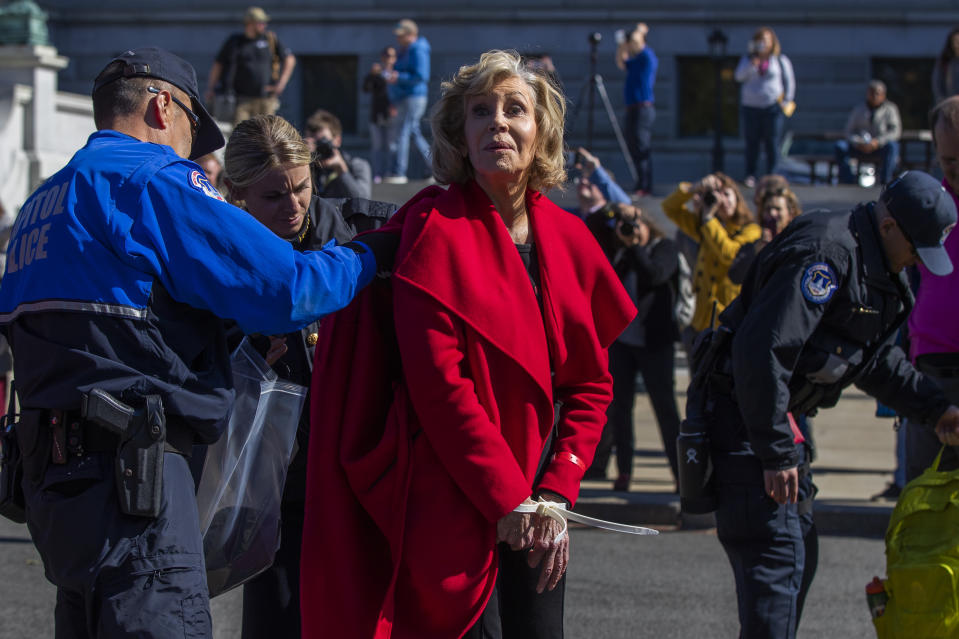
[586,31,602,149]
[708,28,728,173]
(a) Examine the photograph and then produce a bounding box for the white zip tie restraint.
[513,498,659,543]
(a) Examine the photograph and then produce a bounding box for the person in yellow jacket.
[663,172,760,334]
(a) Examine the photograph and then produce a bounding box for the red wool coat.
[300,181,635,638]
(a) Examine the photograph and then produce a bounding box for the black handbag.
[0,381,25,523]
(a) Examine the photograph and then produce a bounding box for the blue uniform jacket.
[0,130,376,442]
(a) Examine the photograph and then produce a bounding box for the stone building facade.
[6,1,959,196]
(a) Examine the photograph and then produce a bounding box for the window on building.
[677,55,740,138]
[299,55,359,134]
[871,57,935,130]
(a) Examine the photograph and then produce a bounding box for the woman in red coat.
[301,49,635,639]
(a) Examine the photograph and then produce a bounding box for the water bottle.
[676,418,717,514]
[865,576,888,619]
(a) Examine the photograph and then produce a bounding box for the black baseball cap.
[92,47,224,160]
[880,171,957,276]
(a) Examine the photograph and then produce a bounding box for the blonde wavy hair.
[430,49,567,192]
[223,115,312,205]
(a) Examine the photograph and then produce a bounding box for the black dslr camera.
[565,150,585,167]
[602,207,639,236]
[702,190,718,207]
[313,137,336,161]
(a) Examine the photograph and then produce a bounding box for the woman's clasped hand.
[497,493,570,594]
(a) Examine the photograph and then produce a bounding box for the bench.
[780,131,841,184]
[782,129,933,185]
[899,129,934,172]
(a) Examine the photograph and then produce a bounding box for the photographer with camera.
[663,173,760,346]
[584,202,683,491]
[566,146,631,219]
[615,22,658,197]
[729,180,803,284]
[304,109,373,199]
[734,26,795,188]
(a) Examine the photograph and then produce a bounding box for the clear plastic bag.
[196,337,306,598]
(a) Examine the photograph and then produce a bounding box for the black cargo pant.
[19,419,211,638]
[708,391,818,639]
[590,340,681,483]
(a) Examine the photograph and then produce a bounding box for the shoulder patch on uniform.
[189,170,225,202]
[801,262,837,304]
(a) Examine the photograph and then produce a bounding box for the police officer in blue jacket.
[0,47,395,637]
[688,171,959,639]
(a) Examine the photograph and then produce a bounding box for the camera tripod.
[567,32,638,184]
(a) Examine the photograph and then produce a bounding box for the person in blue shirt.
[384,18,432,184]
[616,22,658,197]
[0,47,395,637]
[565,147,631,219]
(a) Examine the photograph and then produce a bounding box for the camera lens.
[314,137,336,160]
[703,191,717,206]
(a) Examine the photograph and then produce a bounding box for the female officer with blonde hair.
[222,114,394,638]
[300,50,635,638]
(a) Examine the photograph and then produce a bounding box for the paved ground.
[0,517,886,638]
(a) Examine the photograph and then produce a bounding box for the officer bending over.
[686,170,959,639]
[0,48,394,637]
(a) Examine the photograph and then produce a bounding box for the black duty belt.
[916,353,959,379]
[46,409,193,458]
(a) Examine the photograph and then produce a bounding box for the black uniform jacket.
[717,203,949,470]
[230,195,395,501]
[257,195,395,390]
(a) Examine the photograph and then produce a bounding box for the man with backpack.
[204,6,296,124]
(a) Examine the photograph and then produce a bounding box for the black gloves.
[344,230,399,274]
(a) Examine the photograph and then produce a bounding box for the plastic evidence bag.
[196,336,307,597]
